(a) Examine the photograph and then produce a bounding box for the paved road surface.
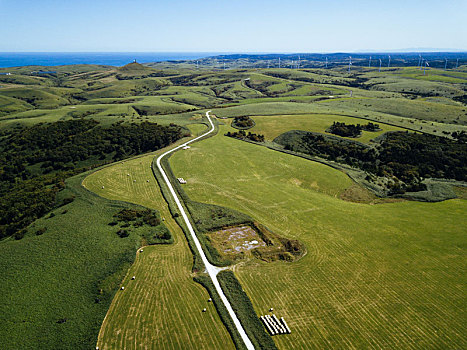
[156,111,255,350]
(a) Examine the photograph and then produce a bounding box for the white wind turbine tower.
[456,58,459,69]
[348,56,352,72]
[278,57,281,68]
[369,56,372,68]
[298,55,301,69]
[424,60,429,75]
[418,54,422,68]
[388,55,391,68]
[325,57,328,68]
[420,58,424,70]
[444,58,448,70]
[379,58,382,72]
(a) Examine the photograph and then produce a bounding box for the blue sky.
[0,0,466,52]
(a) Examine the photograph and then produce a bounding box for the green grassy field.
[170,124,467,349]
[0,173,149,350]
[1,62,467,349]
[83,150,235,350]
[246,113,407,143]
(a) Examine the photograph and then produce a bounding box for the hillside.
[0,61,466,349]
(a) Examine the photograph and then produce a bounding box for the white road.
[156,111,255,350]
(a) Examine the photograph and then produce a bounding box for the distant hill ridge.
[118,61,152,72]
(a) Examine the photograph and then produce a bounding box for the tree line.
[327,121,380,138]
[281,131,467,194]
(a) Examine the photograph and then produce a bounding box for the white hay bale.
[140,249,143,253]
[121,286,124,290]
[102,186,104,189]
[208,298,212,302]
[131,276,135,280]
[202,308,207,312]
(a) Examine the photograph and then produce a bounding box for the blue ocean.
[0,52,219,68]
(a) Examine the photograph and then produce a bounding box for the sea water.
[0,52,220,68]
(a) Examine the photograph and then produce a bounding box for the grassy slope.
[83,151,235,350]
[170,124,467,349]
[0,173,144,350]
[247,113,407,143]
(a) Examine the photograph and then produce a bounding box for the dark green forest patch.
[0,119,186,240]
[231,116,256,130]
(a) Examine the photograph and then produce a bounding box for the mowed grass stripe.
[170,125,467,349]
[83,151,234,350]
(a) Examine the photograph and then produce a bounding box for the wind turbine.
[348,56,352,72]
[369,56,372,68]
[419,58,424,70]
[444,58,448,70]
[379,58,382,72]
[388,55,391,68]
[298,55,301,69]
[196,60,199,69]
[279,57,281,68]
[456,58,459,69]
[418,54,422,68]
[224,62,226,70]
[325,57,328,68]
[424,60,429,75]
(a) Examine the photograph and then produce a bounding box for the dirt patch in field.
[207,223,305,263]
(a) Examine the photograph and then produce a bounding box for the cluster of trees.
[112,208,161,227]
[282,131,466,194]
[451,130,467,143]
[0,119,185,239]
[231,116,255,129]
[327,121,380,138]
[225,130,265,142]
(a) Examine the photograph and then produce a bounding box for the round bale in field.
[140,249,143,253]
[121,286,124,290]
[131,276,135,280]
[202,308,207,312]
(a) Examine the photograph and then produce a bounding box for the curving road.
[156,111,255,350]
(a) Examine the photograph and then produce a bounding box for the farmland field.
[83,150,234,350]
[170,123,467,349]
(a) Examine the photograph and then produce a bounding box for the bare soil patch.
[207,223,305,263]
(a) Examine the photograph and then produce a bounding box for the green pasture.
[170,124,467,349]
[318,97,467,125]
[247,113,407,143]
[83,151,235,350]
[0,173,147,350]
